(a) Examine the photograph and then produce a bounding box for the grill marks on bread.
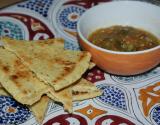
[0,47,49,105]
[0,38,101,116]
[2,37,91,90]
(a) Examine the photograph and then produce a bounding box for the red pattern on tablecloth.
[83,67,105,83]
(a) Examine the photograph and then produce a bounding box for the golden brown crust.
[30,95,50,124]
[2,37,91,91]
[0,37,102,115]
[47,86,73,113]
[72,78,102,101]
[0,47,50,105]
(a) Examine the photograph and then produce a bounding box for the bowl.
[77,1,160,76]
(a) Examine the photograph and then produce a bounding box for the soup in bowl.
[77,1,160,75]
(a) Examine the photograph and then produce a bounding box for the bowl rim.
[77,0,160,55]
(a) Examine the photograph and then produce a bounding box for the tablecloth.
[0,0,160,125]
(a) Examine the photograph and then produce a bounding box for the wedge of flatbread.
[72,78,102,101]
[47,78,102,112]
[0,84,9,96]
[47,87,73,113]
[0,37,64,66]
[0,47,50,105]
[30,95,50,124]
[2,37,91,91]
[0,82,49,124]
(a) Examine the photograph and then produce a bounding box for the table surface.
[0,0,26,9]
[0,0,160,125]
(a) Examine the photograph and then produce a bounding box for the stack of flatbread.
[0,37,102,124]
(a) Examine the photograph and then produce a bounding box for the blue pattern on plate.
[57,5,86,31]
[0,21,24,40]
[97,85,127,111]
[111,67,160,84]
[64,41,80,50]
[152,105,160,125]
[17,0,54,17]
[0,96,31,125]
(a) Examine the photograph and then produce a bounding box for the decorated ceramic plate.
[0,0,160,125]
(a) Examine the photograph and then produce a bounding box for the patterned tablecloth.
[0,0,160,125]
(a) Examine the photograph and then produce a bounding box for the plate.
[0,0,160,125]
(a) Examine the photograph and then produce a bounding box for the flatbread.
[30,95,50,124]
[73,90,102,101]
[2,37,91,91]
[0,84,49,124]
[72,78,99,92]
[47,87,73,113]
[88,62,96,69]
[1,37,64,67]
[0,86,9,96]
[47,78,102,112]
[0,81,49,124]
[72,78,102,101]
[0,47,50,105]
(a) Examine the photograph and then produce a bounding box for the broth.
[88,25,160,52]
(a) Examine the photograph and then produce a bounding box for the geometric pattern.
[0,96,31,125]
[111,68,160,84]
[0,20,24,40]
[84,67,105,83]
[1,1,160,125]
[97,85,127,111]
[95,115,135,125]
[151,105,160,125]
[57,5,85,31]
[17,0,54,17]
[76,104,107,120]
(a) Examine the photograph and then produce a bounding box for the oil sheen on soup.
[88,25,160,52]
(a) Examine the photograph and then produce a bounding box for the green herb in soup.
[88,25,160,52]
